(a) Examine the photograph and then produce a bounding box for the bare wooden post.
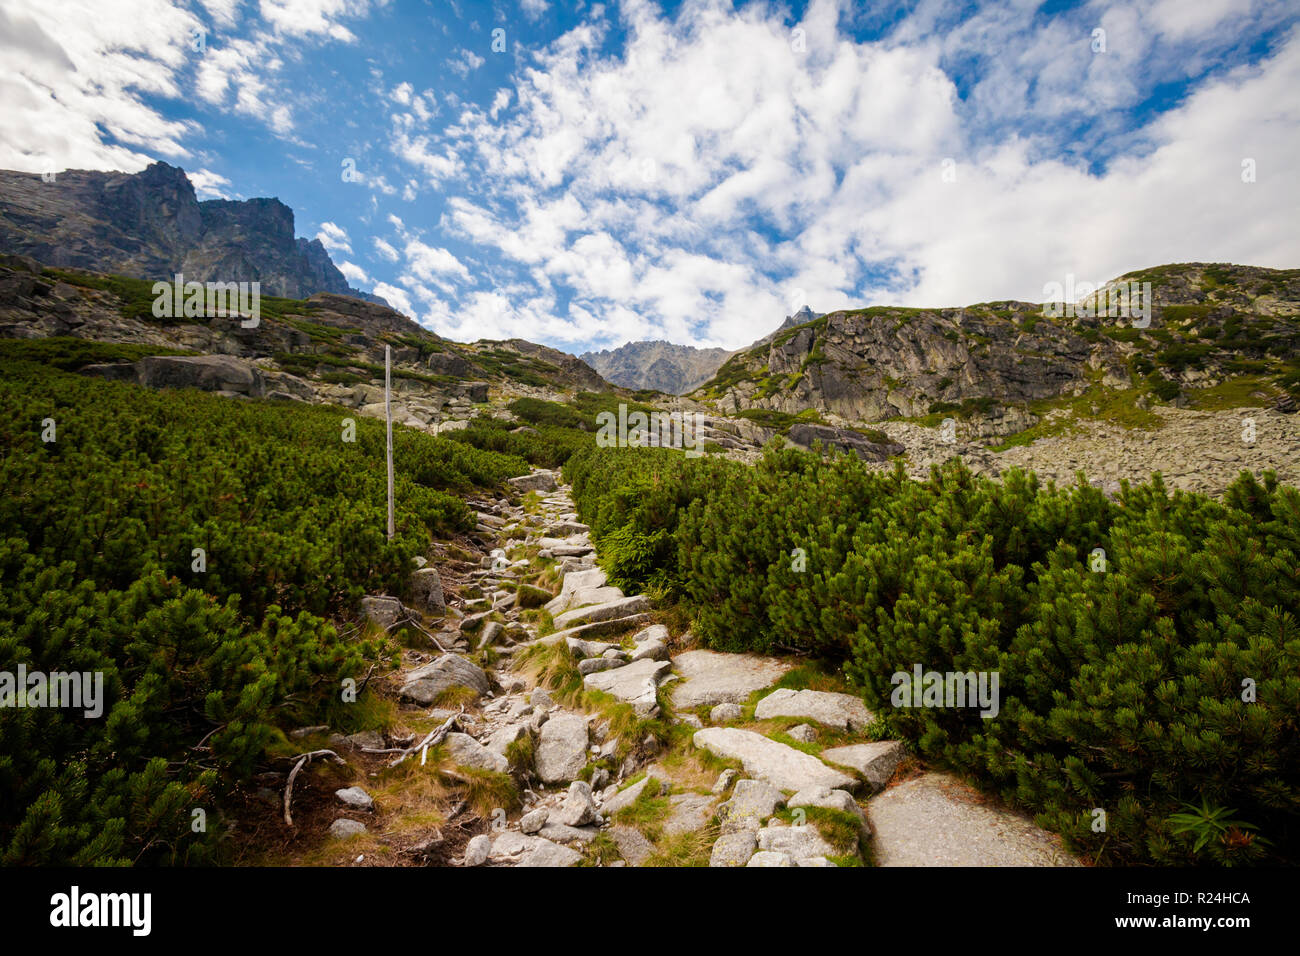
[385,345,395,540]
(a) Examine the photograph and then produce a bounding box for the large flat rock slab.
[662,793,717,836]
[508,471,557,493]
[754,688,872,731]
[489,830,581,867]
[398,653,490,705]
[583,658,671,716]
[517,614,655,648]
[544,567,616,616]
[821,741,904,792]
[546,585,624,616]
[670,650,793,709]
[693,728,857,793]
[535,711,589,784]
[867,772,1081,867]
[553,594,651,630]
[609,825,655,866]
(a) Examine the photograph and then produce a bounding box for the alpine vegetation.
[0,0,1297,895]
[151,273,259,328]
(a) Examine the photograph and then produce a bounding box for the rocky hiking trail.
[257,469,1079,868]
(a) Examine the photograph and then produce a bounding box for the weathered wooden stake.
[385,345,395,540]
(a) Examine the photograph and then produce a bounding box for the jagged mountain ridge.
[580,339,734,394]
[0,162,387,306]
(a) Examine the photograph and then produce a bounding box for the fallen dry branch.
[282,749,346,827]
[398,613,450,654]
[375,708,463,768]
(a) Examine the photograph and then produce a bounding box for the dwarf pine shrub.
[564,443,1300,865]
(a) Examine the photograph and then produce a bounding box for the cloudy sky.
[2,0,1298,353]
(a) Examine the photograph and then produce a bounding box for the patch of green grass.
[504,735,535,775]
[285,317,363,343]
[643,826,716,867]
[515,583,553,609]
[0,336,196,370]
[777,806,864,859]
[1160,304,1215,323]
[435,684,486,709]
[451,766,520,820]
[989,383,1165,451]
[1184,376,1275,411]
[771,661,852,694]
[580,832,624,866]
[613,777,671,837]
[515,641,584,702]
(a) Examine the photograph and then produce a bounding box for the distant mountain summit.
[0,162,386,306]
[747,304,822,349]
[580,307,824,395]
[580,339,733,395]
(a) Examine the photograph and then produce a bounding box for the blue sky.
[3,0,1299,355]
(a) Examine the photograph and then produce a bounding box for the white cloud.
[489,88,512,119]
[372,281,414,316]
[187,167,233,198]
[0,1,199,172]
[447,48,485,78]
[520,0,549,22]
[0,0,384,175]
[338,260,369,284]
[403,238,472,283]
[257,0,375,42]
[391,0,1300,350]
[372,237,400,260]
[315,221,352,254]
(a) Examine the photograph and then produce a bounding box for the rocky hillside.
[581,339,734,395]
[695,264,1300,427]
[0,162,385,305]
[0,253,616,431]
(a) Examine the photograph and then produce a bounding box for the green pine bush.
[563,443,1300,865]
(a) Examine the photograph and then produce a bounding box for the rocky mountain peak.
[0,162,386,306]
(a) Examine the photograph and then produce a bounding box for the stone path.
[318,467,1079,868]
[867,772,1081,866]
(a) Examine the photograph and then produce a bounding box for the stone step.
[753,687,873,732]
[670,650,792,709]
[820,741,904,792]
[552,594,651,630]
[693,727,858,793]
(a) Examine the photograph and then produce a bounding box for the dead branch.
[385,707,463,767]
[282,749,346,827]
[398,613,450,653]
[355,662,378,695]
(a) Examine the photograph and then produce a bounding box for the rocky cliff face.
[696,264,1300,428]
[0,162,386,305]
[580,339,733,395]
